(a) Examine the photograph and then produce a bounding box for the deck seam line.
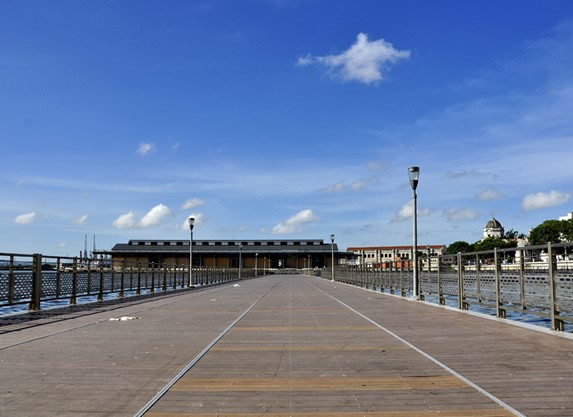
[133,277,281,417]
[315,284,526,417]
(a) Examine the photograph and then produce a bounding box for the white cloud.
[138,204,171,228]
[181,198,205,210]
[180,212,205,230]
[391,201,432,222]
[351,176,380,191]
[112,212,136,229]
[445,208,479,222]
[71,214,89,225]
[15,212,36,224]
[298,32,410,85]
[137,142,155,156]
[321,181,345,193]
[521,190,571,211]
[265,209,320,234]
[476,189,504,201]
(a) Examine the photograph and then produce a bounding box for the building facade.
[105,239,349,270]
[346,244,446,268]
[483,217,504,239]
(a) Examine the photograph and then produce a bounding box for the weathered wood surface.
[1,275,572,416]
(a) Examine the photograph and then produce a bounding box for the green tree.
[504,228,524,239]
[446,241,474,254]
[474,237,516,252]
[529,220,568,245]
[562,219,573,242]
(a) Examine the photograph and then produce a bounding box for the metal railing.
[320,242,573,332]
[0,252,261,312]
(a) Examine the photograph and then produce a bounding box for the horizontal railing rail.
[0,252,263,313]
[319,241,573,332]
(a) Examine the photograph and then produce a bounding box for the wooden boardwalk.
[1,275,572,416]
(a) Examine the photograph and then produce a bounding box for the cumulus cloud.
[264,209,320,234]
[71,214,89,225]
[445,208,479,221]
[112,212,136,229]
[138,204,171,228]
[15,212,36,224]
[391,201,432,222]
[180,212,205,230]
[297,32,410,85]
[181,198,205,210]
[321,181,345,193]
[476,189,505,201]
[521,190,571,211]
[137,142,155,156]
[112,204,172,229]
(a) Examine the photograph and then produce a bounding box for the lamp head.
[330,234,335,242]
[408,166,420,191]
[188,217,195,230]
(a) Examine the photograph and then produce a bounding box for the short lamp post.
[408,166,420,299]
[188,217,195,287]
[330,234,335,282]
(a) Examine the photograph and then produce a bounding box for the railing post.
[162,263,167,292]
[87,263,92,295]
[419,257,425,301]
[136,262,141,295]
[119,260,125,299]
[494,248,506,319]
[70,257,77,305]
[457,252,463,310]
[475,253,481,303]
[548,242,564,331]
[8,255,15,305]
[110,262,115,292]
[55,257,62,298]
[97,262,104,301]
[29,253,43,311]
[519,247,526,310]
[399,260,404,297]
[437,256,444,305]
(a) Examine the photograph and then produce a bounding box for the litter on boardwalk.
[109,316,139,321]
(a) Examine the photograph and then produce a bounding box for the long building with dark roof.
[108,239,349,269]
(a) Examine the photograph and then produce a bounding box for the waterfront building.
[346,244,446,268]
[103,239,350,270]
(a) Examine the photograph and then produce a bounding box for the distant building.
[100,239,350,270]
[559,212,573,221]
[346,245,446,268]
[483,217,504,240]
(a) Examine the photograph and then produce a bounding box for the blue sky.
[2,0,573,256]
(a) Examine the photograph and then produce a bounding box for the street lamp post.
[408,166,420,299]
[330,234,335,282]
[255,252,258,277]
[188,217,195,287]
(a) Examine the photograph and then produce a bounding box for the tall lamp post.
[408,167,420,299]
[330,234,335,282]
[188,217,195,287]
